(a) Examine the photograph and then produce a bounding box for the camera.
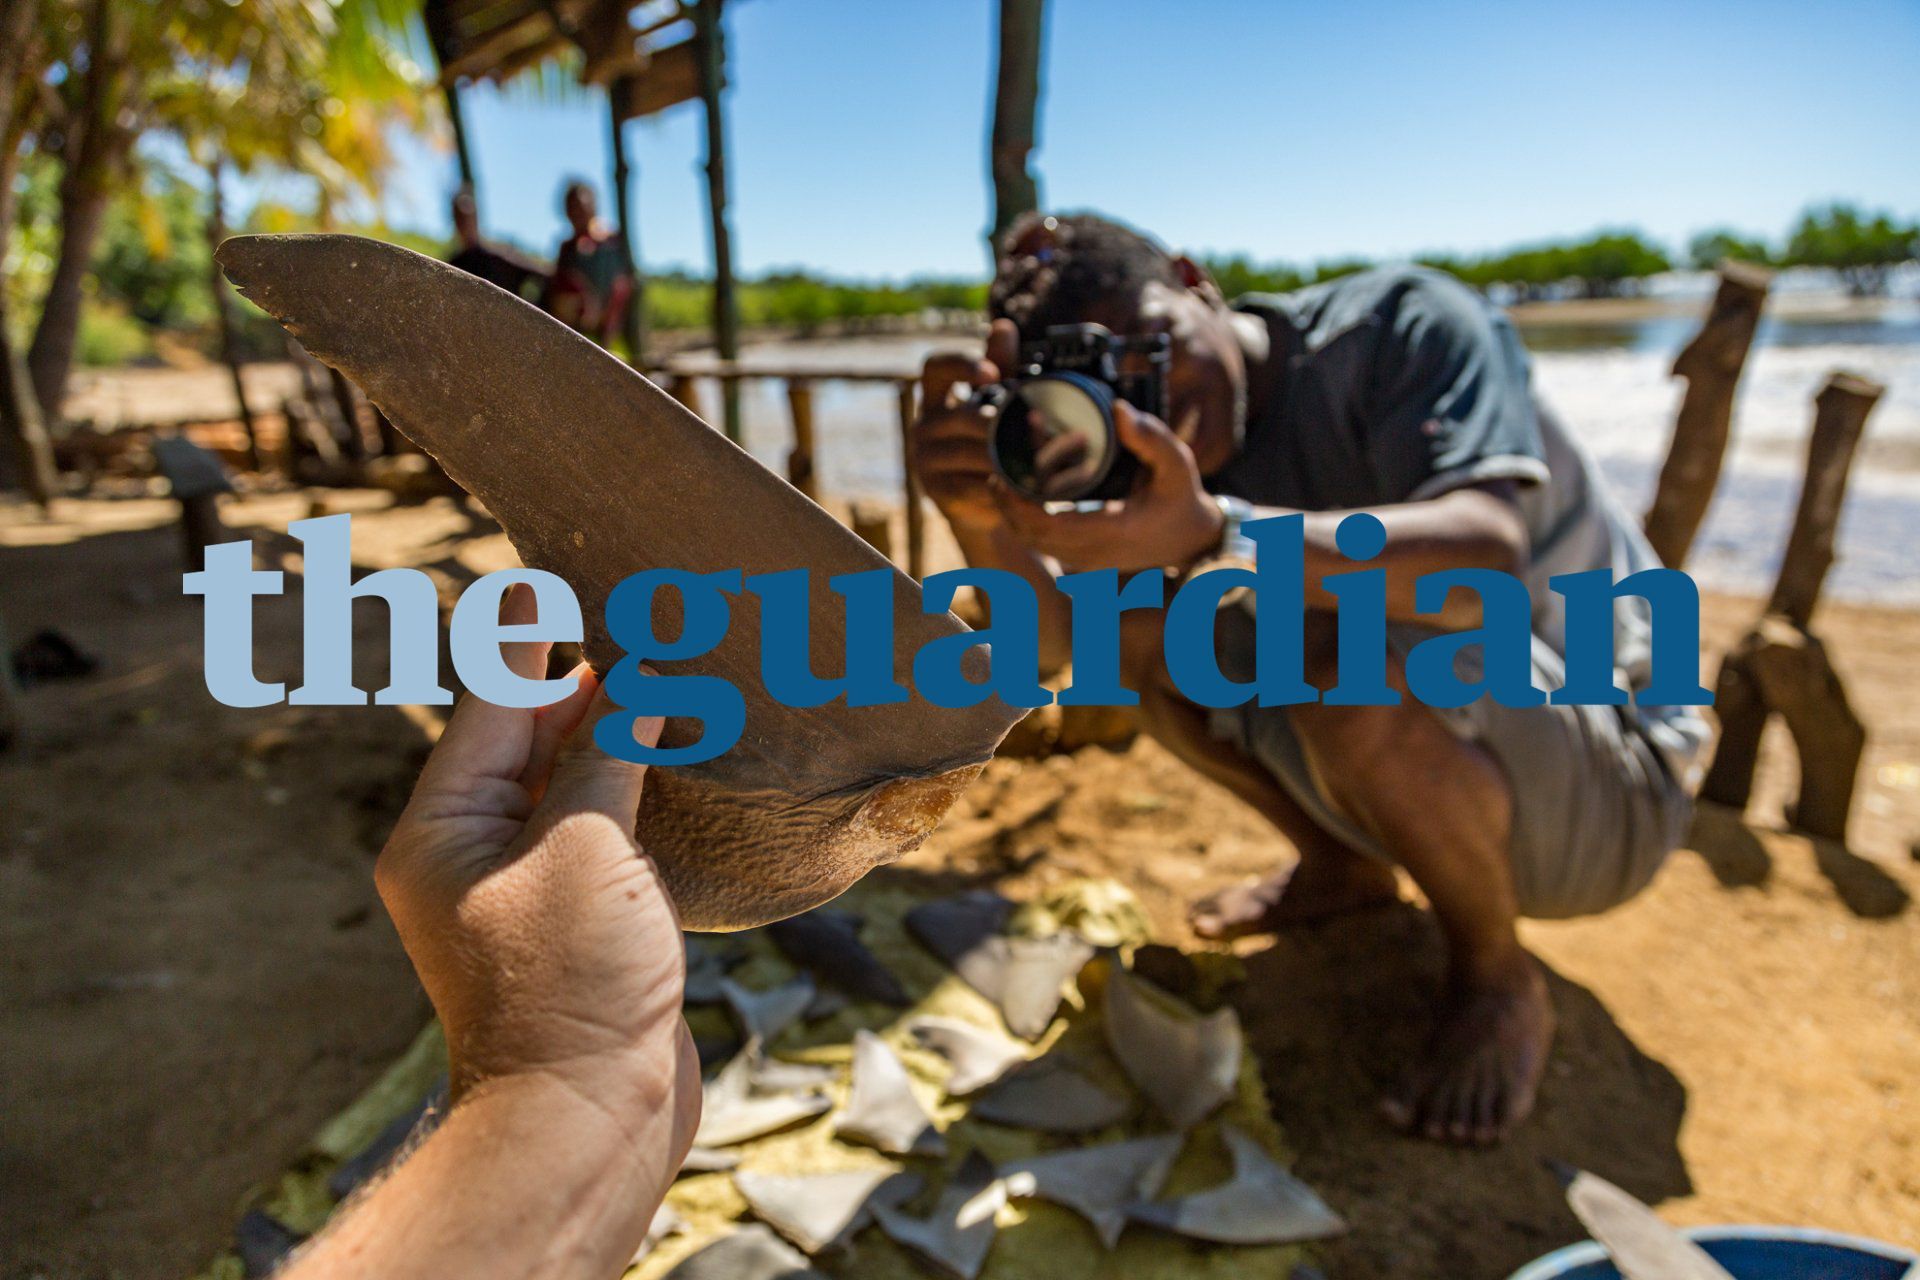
[984,323,1171,503]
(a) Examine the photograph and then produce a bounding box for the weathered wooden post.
[989,0,1047,254]
[444,82,477,193]
[1643,261,1770,568]
[1701,371,1882,842]
[327,368,370,465]
[204,156,259,472]
[693,0,741,443]
[849,498,893,560]
[785,378,817,500]
[0,606,20,751]
[897,379,926,579]
[666,371,706,423]
[607,82,647,365]
[372,406,405,456]
[152,435,234,570]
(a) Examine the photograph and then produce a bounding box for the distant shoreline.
[1507,291,1913,327]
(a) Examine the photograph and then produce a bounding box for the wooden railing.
[645,361,932,579]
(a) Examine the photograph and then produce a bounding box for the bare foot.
[1378,952,1554,1146]
[1190,850,1400,940]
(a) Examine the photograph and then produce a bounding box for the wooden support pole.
[445,81,477,194]
[897,379,925,580]
[988,0,1047,255]
[1643,261,1770,568]
[666,372,706,423]
[1702,616,1865,842]
[785,378,817,500]
[607,83,647,365]
[179,492,226,569]
[0,605,20,751]
[327,367,369,464]
[693,0,741,443]
[204,156,259,471]
[849,498,893,560]
[1700,371,1883,843]
[372,406,404,456]
[1767,372,1883,629]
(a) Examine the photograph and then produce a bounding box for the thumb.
[1113,399,1196,484]
[986,318,1020,374]
[532,686,665,834]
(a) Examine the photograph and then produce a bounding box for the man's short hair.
[989,211,1181,339]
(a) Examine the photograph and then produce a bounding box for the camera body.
[986,324,1171,503]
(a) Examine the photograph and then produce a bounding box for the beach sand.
[2,490,1915,1277]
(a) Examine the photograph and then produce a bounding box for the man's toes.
[1380,1051,1444,1132]
[1188,880,1274,939]
[1188,898,1233,939]
[1470,1067,1505,1146]
[1501,1059,1543,1132]
[1423,1073,1473,1143]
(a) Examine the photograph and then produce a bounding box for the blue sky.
[371,0,1920,280]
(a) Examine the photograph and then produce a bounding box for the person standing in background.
[542,181,634,349]
[446,188,549,302]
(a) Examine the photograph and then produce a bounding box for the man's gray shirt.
[1211,266,1708,783]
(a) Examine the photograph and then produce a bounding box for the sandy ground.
[2,491,1916,1279]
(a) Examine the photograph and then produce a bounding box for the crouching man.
[909,213,1707,1146]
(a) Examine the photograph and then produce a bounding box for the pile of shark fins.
[655,891,1344,1279]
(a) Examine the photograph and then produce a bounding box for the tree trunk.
[25,181,110,422]
[26,0,133,424]
[0,148,58,507]
[988,0,1046,255]
[0,0,58,504]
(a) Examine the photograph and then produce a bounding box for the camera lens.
[989,372,1120,502]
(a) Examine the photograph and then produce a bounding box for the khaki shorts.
[1206,615,1692,920]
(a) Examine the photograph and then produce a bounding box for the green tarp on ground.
[195,879,1322,1279]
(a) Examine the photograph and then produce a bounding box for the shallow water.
[715,307,1920,606]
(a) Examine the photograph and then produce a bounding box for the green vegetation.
[1688,228,1774,270]
[1783,203,1920,295]
[17,196,1919,372]
[643,270,986,336]
[1208,231,1674,301]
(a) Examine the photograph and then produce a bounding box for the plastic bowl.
[1508,1225,1917,1280]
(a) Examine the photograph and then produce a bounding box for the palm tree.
[19,0,427,428]
[0,0,64,506]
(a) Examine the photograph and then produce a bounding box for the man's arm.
[294,1071,676,1280]
[911,322,1077,673]
[281,590,699,1280]
[988,398,1530,632]
[1278,480,1529,629]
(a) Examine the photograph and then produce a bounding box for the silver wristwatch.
[1214,494,1258,560]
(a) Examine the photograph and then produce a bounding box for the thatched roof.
[424,0,708,113]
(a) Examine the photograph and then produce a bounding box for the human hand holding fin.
[217,233,1024,930]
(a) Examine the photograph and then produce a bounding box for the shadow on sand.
[1690,800,1909,919]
